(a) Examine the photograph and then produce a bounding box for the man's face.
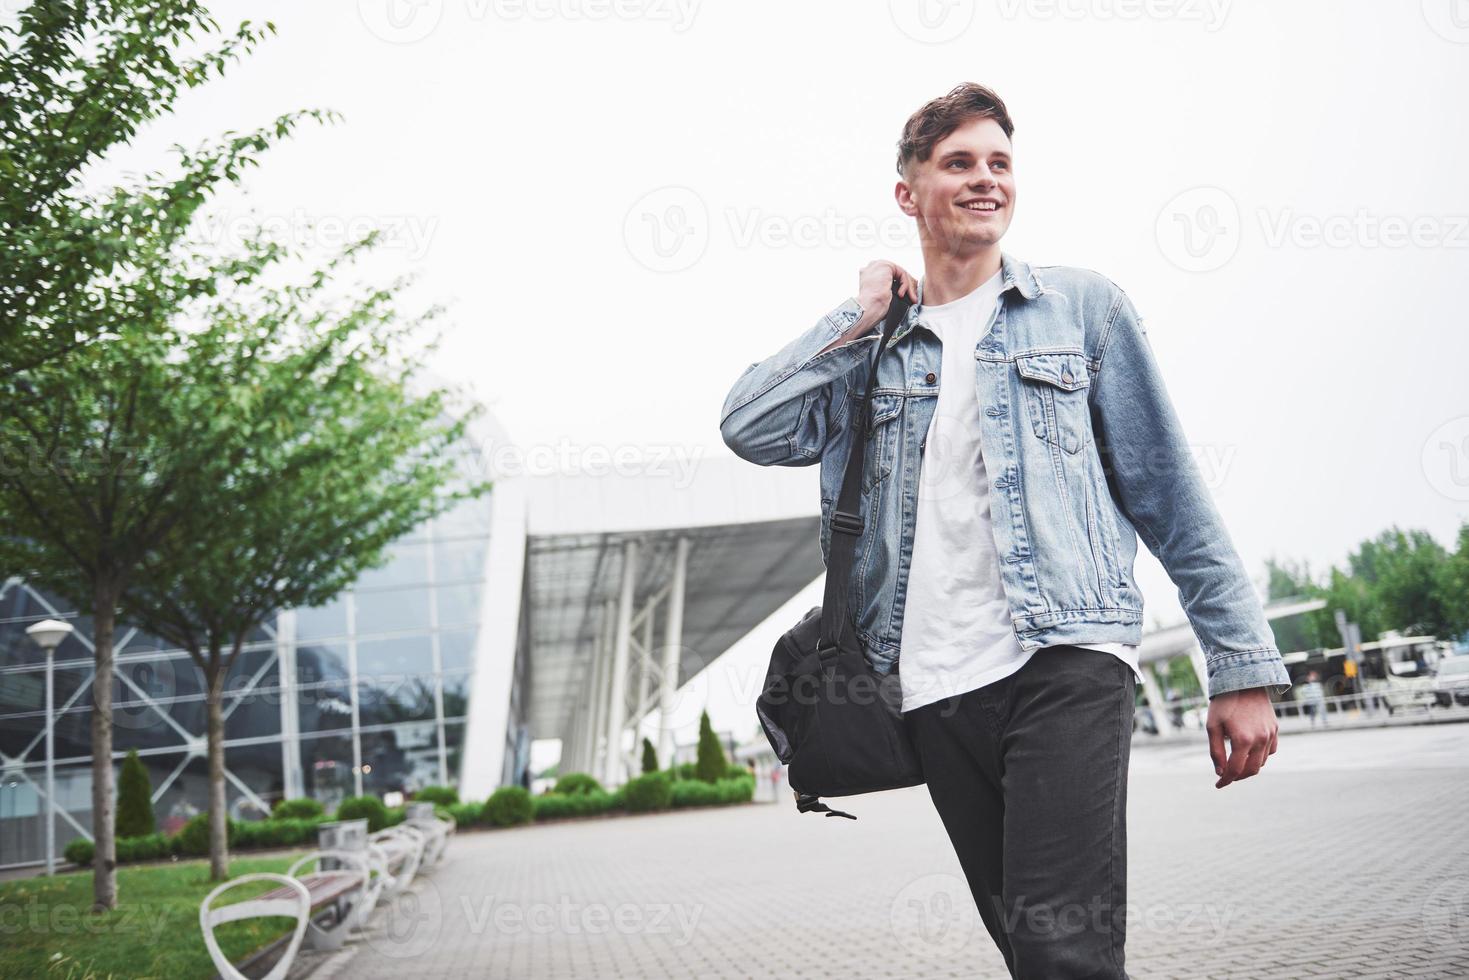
[900,115,1015,256]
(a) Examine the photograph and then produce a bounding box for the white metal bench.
[199,873,312,980]
[284,849,374,949]
[405,801,456,868]
[369,824,426,897]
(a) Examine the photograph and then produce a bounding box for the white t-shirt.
[898,268,1144,714]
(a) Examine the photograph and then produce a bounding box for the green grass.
[0,853,306,979]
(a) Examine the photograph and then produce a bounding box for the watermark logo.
[459,895,703,941]
[1421,416,1469,501]
[1158,187,1469,270]
[624,186,709,273]
[1420,875,1469,947]
[1156,186,1240,272]
[888,0,976,44]
[365,876,445,957]
[358,0,447,43]
[890,872,978,957]
[1421,0,1469,43]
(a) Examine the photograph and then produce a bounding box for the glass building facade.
[0,482,529,869]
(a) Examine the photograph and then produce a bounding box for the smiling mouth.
[958,201,1002,213]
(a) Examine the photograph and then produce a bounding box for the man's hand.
[1206,687,1280,788]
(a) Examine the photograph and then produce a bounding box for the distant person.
[721,82,1293,978]
[1299,671,1328,727]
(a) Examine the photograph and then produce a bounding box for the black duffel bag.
[754,279,925,820]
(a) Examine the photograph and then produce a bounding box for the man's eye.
[948,160,966,169]
[992,161,1009,170]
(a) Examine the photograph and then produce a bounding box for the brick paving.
[309,724,1469,979]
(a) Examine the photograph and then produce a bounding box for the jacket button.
[925,372,936,384]
[1062,370,1074,384]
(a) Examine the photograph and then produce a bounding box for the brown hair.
[896,83,1015,179]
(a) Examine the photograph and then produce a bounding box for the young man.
[719,83,1292,978]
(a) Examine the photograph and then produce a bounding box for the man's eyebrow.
[936,148,1012,162]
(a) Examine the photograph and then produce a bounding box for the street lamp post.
[26,619,74,876]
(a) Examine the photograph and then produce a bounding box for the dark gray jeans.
[906,644,1136,980]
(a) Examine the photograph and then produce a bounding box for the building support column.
[1188,646,1211,706]
[1138,660,1174,738]
[603,540,638,787]
[584,603,609,777]
[657,536,688,769]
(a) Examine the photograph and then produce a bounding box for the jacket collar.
[888,251,1041,348]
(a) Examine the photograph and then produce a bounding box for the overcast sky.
[66,0,1469,759]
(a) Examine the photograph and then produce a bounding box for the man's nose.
[968,166,996,188]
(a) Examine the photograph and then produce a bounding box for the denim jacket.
[719,252,1292,701]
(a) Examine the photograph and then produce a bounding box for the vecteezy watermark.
[469,437,707,486]
[887,0,977,44]
[1420,875,1469,947]
[195,208,441,263]
[357,0,701,43]
[992,0,1232,30]
[1421,416,1469,502]
[888,0,1229,44]
[626,190,928,273]
[1421,0,1469,43]
[459,895,704,943]
[890,873,980,957]
[1158,186,1469,271]
[1156,186,1241,273]
[0,897,172,941]
[1256,209,1469,250]
[623,186,709,273]
[725,207,920,252]
[366,875,445,958]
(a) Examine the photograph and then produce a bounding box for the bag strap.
[817,279,913,662]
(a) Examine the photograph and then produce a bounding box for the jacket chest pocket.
[861,393,903,493]
[1015,351,1090,455]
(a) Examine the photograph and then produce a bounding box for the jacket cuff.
[1205,648,1294,700]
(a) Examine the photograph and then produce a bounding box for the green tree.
[1436,521,1469,641]
[1263,556,1334,652]
[695,710,725,783]
[116,259,485,879]
[0,0,331,910]
[115,749,155,839]
[0,2,319,378]
[640,737,658,774]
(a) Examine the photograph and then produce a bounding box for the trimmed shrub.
[532,790,614,821]
[484,786,533,827]
[335,795,390,832]
[670,762,699,781]
[695,710,726,783]
[116,749,156,838]
[174,812,232,857]
[672,774,755,809]
[413,785,459,806]
[621,771,673,814]
[384,806,406,827]
[669,778,720,808]
[116,833,171,862]
[640,737,659,774]
[725,762,753,780]
[232,818,320,850]
[64,838,94,867]
[551,772,603,796]
[271,797,326,821]
[447,801,484,826]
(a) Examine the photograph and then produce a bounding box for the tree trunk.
[206,658,229,881]
[90,580,117,911]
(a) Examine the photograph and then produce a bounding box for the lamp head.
[25,619,74,652]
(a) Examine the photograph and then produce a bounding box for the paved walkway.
[310,725,1469,979]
